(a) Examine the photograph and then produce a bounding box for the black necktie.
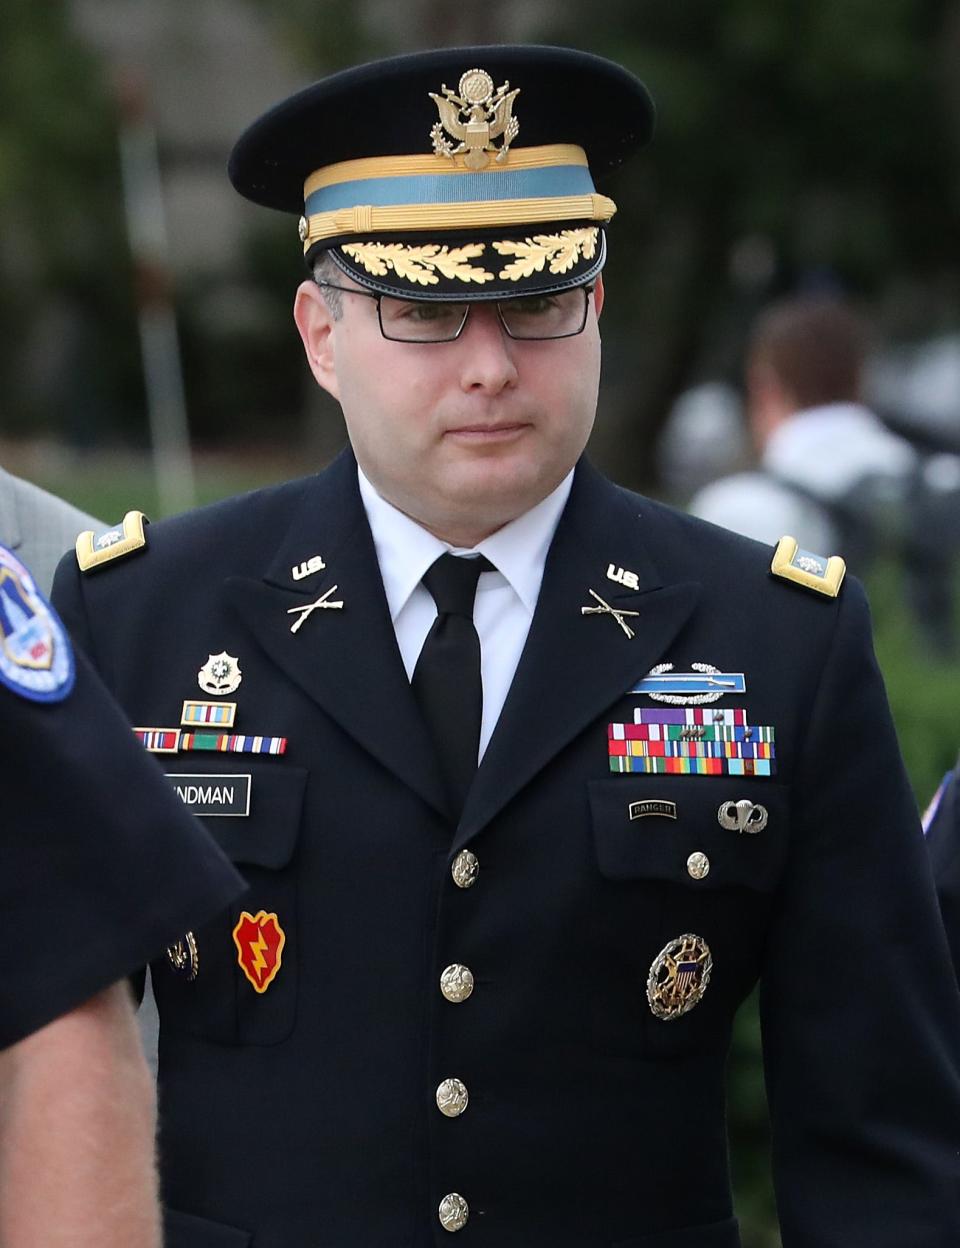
[412,553,493,817]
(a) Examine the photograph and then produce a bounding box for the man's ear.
[293,281,340,401]
[593,273,605,319]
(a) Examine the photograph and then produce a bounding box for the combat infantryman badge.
[646,933,713,1021]
[198,652,242,695]
[232,910,286,994]
[633,663,746,705]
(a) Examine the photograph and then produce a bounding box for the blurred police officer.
[0,542,243,1246]
[53,46,960,1248]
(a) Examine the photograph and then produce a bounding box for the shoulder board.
[770,535,845,598]
[76,510,150,573]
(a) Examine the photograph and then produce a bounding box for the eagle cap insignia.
[429,68,520,169]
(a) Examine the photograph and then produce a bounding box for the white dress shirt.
[358,466,573,759]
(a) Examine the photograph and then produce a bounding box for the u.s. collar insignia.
[646,933,713,1021]
[232,910,285,994]
[291,554,326,582]
[198,651,242,695]
[771,536,845,598]
[634,663,746,704]
[0,544,75,703]
[429,69,521,169]
[76,510,149,573]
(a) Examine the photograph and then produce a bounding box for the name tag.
[166,773,252,817]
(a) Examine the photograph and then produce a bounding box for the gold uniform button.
[440,964,474,1003]
[451,849,479,889]
[687,851,710,880]
[436,1077,469,1118]
[438,1192,469,1232]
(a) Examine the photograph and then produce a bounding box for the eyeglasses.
[314,280,594,343]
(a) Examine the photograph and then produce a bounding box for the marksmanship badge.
[429,69,520,169]
[646,933,713,1021]
[0,544,74,703]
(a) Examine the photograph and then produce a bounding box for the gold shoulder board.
[76,510,150,573]
[770,535,845,598]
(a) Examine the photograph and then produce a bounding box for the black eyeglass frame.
[313,279,595,343]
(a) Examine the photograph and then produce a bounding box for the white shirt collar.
[357,465,573,621]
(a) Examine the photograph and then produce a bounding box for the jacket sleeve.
[760,578,960,1246]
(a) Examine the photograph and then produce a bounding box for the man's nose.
[457,304,519,393]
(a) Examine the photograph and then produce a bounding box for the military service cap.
[228,45,654,301]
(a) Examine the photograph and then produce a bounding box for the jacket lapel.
[455,461,700,851]
[222,452,448,817]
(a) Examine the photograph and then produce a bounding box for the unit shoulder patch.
[770,535,845,598]
[76,510,149,573]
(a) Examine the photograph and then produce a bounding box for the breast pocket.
[153,763,307,1046]
[589,776,789,1058]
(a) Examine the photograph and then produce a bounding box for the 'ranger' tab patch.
[76,510,149,573]
[770,535,845,598]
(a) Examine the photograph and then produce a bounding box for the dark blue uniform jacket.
[53,451,960,1248]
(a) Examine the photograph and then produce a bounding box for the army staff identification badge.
[646,934,713,1020]
[232,910,285,994]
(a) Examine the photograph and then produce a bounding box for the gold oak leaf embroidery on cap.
[493,227,598,280]
[340,242,495,286]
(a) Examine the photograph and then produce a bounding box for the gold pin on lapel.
[166,931,199,981]
[291,554,326,582]
[287,585,344,634]
[198,652,242,695]
[580,588,640,639]
[606,563,640,591]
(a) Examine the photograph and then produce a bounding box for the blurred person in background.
[0,542,243,1247]
[51,45,960,1248]
[689,294,916,563]
[0,462,102,596]
[689,294,958,653]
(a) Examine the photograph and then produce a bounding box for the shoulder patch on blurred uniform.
[770,535,845,598]
[0,544,75,702]
[76,510,149,573]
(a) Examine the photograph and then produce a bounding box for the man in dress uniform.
[0,543,243,1245]
[52,45,960,1248]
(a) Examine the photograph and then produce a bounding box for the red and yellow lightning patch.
[232,910,286,994]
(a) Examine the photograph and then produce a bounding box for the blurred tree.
[249,0,960,492]
[0,0,142,443]
[566,0,960,486]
